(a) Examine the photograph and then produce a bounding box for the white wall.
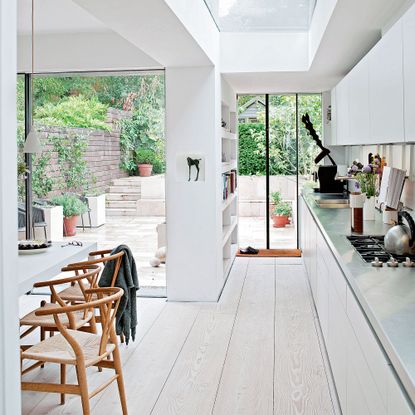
[221,32,309,73]
[165,66,222,301]
[0,0,20,412]
[308,0,338,64]
[18,32,162,73]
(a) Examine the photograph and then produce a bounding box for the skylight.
[203,0,317,32]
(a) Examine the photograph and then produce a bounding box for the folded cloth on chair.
[99,245,139,344]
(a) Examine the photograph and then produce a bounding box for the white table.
[17,241,97,295]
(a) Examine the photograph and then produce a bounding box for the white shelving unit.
[221,100,238,281]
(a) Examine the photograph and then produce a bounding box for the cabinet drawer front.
[316,230,347,309]
[347,321,387,415]
[347,286,390,406]
[387,367,415,414]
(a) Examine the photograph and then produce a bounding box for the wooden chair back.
[35,287,123,360]
[66,250,125,288]
[33,266,101,324]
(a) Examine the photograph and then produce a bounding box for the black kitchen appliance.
[302,113,344,194]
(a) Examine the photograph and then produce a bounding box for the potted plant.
[135,148,156,177]
[51,194,88,237]
[272,201,292,228]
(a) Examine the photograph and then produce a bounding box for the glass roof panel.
[203,0,317,32]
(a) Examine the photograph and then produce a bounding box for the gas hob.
[347,235,415,264]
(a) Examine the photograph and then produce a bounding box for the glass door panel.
[237,95,266,249]
[268,95,297,249]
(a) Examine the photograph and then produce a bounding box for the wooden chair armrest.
[35,288,124,316]
[89,249,112,257]
[33,269,100,288]
[61,264,100,272]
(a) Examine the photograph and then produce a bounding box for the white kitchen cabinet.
[348,56,370,143]
[316,237,329,340]
[330,88,337,145]
[301,197,414,415]
[335,76,350,145]
[369,21,405,143]
[403,3,415,142]
[328,278,348,413]
[388,368,414,415]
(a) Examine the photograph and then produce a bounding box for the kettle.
[384,211,415,255]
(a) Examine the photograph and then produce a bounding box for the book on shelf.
[222,170,238,201]
[378,166,406,210]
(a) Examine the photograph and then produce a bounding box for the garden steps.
[106,193,142,202]
[106,200,137,209]
[106,208,137,216]
[108,185,142,194]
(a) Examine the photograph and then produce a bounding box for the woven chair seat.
[20,303,93,329]
[21,329,116,367]
[58,285,98,303]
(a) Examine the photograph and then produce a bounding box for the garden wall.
[38,108,131,197]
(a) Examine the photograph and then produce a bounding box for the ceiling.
[223,0,415,93]
[17,0,109,35]
[203,0,317,32]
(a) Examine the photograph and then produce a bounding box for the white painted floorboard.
[22,258,335,415]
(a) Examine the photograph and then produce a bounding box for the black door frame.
[264,93,300,250]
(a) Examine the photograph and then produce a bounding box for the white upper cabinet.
[368,21,404,144]
[403,4,415,142]
[335,76,350,145]
[349,56,370,143]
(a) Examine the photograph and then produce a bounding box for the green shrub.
[35,96,110,131]
[135,148,157,165]
[271,191,282,205]
[238,123,266,175]
[51,194,88,218]
[32,153,54,198]
[274,201,292,217]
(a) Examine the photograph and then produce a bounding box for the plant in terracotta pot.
[272,200,292,228]
[135,148,157,177]
[51,194,88,237]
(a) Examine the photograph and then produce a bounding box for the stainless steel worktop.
[302,190,415,403]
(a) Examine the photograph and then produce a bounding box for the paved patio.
[67,214,296,290]
[68,216,166,289]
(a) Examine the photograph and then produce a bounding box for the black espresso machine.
[302,113,344,194]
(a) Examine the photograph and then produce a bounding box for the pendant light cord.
[31,0,34,127]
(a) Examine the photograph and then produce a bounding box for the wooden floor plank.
[274,264,334,415]
[91,302,200,415]
[213,262,275,415]
[150,259,249,415]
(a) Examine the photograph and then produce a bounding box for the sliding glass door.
[238,93,321,250]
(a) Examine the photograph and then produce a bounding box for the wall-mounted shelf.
[222,192,237,211]
[222,128,237,140]
[221,160,237,173]
[222,216,237,247]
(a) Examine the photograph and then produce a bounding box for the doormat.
[236,249,302,257]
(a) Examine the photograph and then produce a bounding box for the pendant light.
[24,0,42,154]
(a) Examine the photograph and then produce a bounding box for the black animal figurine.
[187,157,201,181]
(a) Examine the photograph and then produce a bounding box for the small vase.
[363,196,376,221]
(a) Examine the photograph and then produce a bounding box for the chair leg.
[81,214,85,232]
[44,225,47,240]
[40,328,45,368]
[88,211,92,228]
[76,365,90,415]
[113,348,128,415]
[60,364,66,405]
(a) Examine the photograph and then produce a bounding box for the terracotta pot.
[272,215,288,228]
[63,215,79,237]
[138,164,153,177]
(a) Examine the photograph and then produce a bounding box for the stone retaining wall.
[38,108,131,196]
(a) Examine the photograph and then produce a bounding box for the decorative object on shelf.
[302,113,344,193]
[18,240,51,255]
[187,157,201,181]
[222,170,237,201]
[51,194,88,237]
[221,119,227,128]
